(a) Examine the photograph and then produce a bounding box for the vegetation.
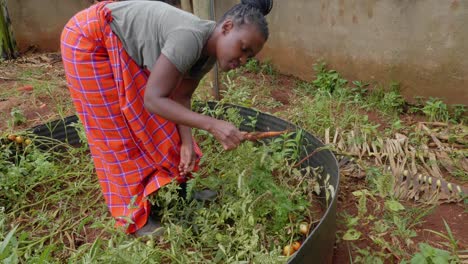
[0,0,18,60]
[0,57,466,263]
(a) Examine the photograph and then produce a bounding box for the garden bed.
[1,53,466,263]
[3,101,339,262]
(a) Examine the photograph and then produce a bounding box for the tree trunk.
[0,0,18,60]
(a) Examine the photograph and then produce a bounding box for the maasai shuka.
[60,2,202,233]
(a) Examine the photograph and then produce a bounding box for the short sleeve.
[161,30,202,74]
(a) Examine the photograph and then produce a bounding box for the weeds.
[424,220,462,261]
[364,82,405,115]
[452,104,466,123]
[0,129,104,262]
[2,57,465,263]
[422,98,450,122]
[1,104,323,262]
[312,62,348,94]
[408,243,457,264]
[9,108,26,127]
[243,59,277,76]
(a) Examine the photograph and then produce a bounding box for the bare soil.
[0,53,73,132]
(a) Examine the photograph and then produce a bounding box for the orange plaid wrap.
[60,2,202,233]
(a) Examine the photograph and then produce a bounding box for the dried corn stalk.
[326,123,467,204]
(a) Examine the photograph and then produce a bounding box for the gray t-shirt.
[107,1,216,79]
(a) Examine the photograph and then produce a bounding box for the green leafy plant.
[312,62,348,94]
[382,90,405,113]
[410,243,456,264]
[0,223,19,263]
[244,59,261,74]
[350,81,369,103]
[9,108,26,126]
[260,59,276,76]
[220,75,255,107]
[366,167,394,198]
[451,104,466,123]
[295,80,315,96]
[243,58,276,76]
[422,98,449,122]
[4,57,466,263]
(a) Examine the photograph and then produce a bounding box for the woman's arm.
[144,54,243,150]
[171,78,199,145]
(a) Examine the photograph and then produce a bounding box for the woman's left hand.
[179,142,196,176]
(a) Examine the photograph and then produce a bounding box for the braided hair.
[220,0,274,40]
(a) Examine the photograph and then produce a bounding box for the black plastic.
[29,115,81,145]
[29,102,340,263]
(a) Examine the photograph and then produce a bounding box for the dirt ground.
[0,53,72,132]
[333,176,467,263]
[1,53,466,262]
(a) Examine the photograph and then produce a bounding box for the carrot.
[17,85,34,92]
[242,130,289,141]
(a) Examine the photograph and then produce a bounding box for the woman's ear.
[221,19,234,35]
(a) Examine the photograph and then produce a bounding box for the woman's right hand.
[208,119,244,150]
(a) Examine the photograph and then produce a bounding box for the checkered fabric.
[60,1,202,233]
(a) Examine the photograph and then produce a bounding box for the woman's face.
[216,20,266,71]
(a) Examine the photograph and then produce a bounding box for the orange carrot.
[242,130,289,141]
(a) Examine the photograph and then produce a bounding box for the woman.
[61,0,273,235]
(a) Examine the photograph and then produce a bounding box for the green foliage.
[295,80,315,96]
[312,62,348,94]
[366,167,394,198]
[0,128,99,261]
[451,104,466,123]
[244,59,262,74]
[353,247,385,264]
[422,98,449,122]
[382,90,405,113]
[243,59,277,76]
[3,58,465,263]
[349,81,369,103]
[385,200,405,212]
[410,243,456,264]
[289,86,375,135]
[220,75,255,107]
[260,59,276,76]
[365,83,405,115]
[0,0,19,60]
[1,104,321,262]
[141,106,320,262]
[9,108,26,126]
[0,137,63,208]
[0,223,19,264]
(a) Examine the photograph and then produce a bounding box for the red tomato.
[292,241,301,251]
